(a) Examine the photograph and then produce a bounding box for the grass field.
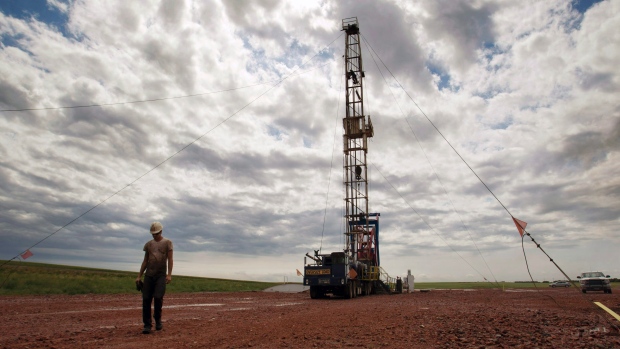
[0,260,280,295]
[1,261,617,295]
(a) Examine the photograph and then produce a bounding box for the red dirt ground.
[1,288,619,348]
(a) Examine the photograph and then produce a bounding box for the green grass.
[0,261,280,296]
[414,281,556,289]
[414,281,620,290]
[2,261,618,295]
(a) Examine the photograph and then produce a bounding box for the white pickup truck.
[576,271,612,294]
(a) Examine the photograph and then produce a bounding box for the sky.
[0,0,618,283]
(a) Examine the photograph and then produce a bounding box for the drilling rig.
[303,18,390,299]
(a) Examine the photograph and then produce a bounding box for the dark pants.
[142,275,167,328]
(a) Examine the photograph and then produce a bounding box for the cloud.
[0,0,619,282]
[421,0,498,73]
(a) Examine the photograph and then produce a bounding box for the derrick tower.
[341,18,377,268]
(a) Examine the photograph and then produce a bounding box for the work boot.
[156,322,163,331]
[142,326,151,334]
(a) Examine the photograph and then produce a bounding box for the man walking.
[136,221,173,334]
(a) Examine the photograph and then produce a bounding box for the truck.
[304,214,388,299]
[577,271,612,293]
[303,18,395,298]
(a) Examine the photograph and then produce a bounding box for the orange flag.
[21,249,33,260]
[296,269,303,276]
[512,217,527,237]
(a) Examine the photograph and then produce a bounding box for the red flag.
[512,217,527,237]
[296,269,303,277]
[21,249,33,260]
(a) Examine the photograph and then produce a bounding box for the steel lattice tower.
[341,18,375,267]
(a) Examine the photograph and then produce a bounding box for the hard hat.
[150,222,163,235]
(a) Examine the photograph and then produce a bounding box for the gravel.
[1,287,619,348]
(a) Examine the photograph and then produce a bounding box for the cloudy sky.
[1,0,618,283]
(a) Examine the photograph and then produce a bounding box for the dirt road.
[1,288,619,348]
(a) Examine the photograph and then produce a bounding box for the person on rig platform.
[135,221,174,334]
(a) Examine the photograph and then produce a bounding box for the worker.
[136,221,174,334]
[348,69,359,84]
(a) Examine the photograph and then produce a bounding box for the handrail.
[379,266,397,292]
